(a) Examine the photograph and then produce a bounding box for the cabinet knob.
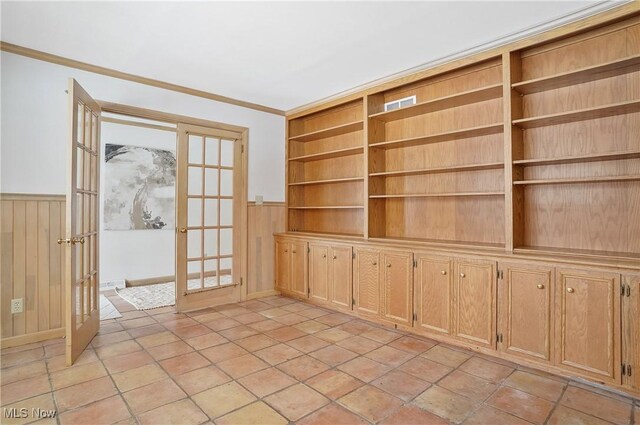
[441,270,447,275]
[284,250,288,253]
[292,250,297,254]
[372,262,377,266]
[387,264,391,268]
[322,254,326,258]
[537,284,545,289]
[460,273,466,278]
[333,255,337,260]
[567,287,574,293]
[179,228,187,233]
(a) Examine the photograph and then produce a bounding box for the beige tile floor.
[1,291,638,425]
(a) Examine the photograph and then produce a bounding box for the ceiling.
[0,1,622,111]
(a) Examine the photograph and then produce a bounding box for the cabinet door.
[453,259,496,348]
[416,255,452,335]
[622,274,638,390]
[275,240,290,292]
[329,246,352,311]
[499,263,553,363]
[556,268,620,383]
[381,251,414,326]
[290,241,308,297]
[309,244,329,303]
[354,248,380,316]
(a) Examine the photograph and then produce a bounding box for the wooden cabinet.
[381,251,413,326]
[275,238,307,297]
[453,259,497,348]
[622,274,639,391]
[415,254,453,335]
[354,248,380,316]
[309,242,353,311]
[555,268,620,383]
[275,239,291,292]
[498,263,554,363]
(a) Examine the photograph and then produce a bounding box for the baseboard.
[1,328,65,349]
[247,289,280,300]
[125,274,175,287]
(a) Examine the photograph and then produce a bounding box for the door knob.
[372,262,377,266]
[72,237,85,245]
[333,255,337,259]
[322,254,326,258]
[441,270,447,275]
[179,228,187,233]
[57,238,71,245]
[460,273,466,278]
[387,264,391,268]
[537,284,545,289]
[567,287,574,293]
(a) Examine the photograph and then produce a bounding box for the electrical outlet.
[11,298,23,314]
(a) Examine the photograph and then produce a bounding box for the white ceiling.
[0,1,621,111]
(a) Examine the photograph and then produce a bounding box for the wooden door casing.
[555,268,620,383]
[381,251,413,326]
[290,240,308,297]
[275,240,290,292]
[309,243,329,302]
[354,248,380,316]
[415,254,453,335]
[622,274,640,390]
[499,263,554,362]
[329,245,352,311]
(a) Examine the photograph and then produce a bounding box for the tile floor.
[1,291,638,425]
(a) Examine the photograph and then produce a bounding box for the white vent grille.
[384,95,416,112]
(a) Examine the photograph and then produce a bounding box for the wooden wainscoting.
[247,201,285,299]
[0,193,66,348]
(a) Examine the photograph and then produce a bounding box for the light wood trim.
[247,201,285,206]
[247,202,285,296]
[1,328,65,349]
[514,151,640,166]
[289,120,363,142]
[102,116,177,133]
[0,41,284,116]
[247,289,280,300]
[125,274,175,287]
[0,193,65,201]
[369,123,503,150]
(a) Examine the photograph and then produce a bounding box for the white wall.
[1,52,285,283]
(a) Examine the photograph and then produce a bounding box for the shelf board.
[513,150,640,166]
[514,175,640,186]
[288,177,364,186]
[288,206,364,210]
[288,146,364,162]
[369,236,505,251]
[369,123,503,150]
[512,99,640,129]
[512,54,640,94]
[370,162,504,177]
[369,192,504,199]
[288,230,364,238]
[515,246,639,261]
[289,120,364,142]
[369,84,503,122]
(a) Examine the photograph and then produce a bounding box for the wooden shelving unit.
[513,150,640,166]
[369,123,503,149]
[514,175,640,185]
[288,177,364,186]
[370,161,504,177]
[289,120,363,142]
[369,192,504,198]
[288,146,363,162]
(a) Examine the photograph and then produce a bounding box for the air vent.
[384,95,416,112]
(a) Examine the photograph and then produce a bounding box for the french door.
[176,124,244,311]
[63,79,101,365]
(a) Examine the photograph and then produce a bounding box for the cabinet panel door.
[330,246,352,311]
[556,268,620,383]
[623,275,640,390]
[290,241,307,297]
[454,259,496,348]
[381,251,413,326]
[416,255,452,335]
[354,248,380,316]
[275,240,290,292]
[309,244,329,303]
[500,263,553,362]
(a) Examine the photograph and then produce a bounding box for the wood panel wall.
[0,194,66,347]
[247,202,285,298]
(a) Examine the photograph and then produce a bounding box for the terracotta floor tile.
[388,335,437,355]
[147,340,194,361]
[111,363,168,392]
[218,306,253,317]
[398,357,453,383]
[305,369,364,400]
[315,313,354,327]
[216,401,288,425]
[254,343,303,365]
[314,328,352,343]
[119,311,148,321]
[241,300,272,311]
[412,385,479,424]
[294,320,330,334]
[172,324,211,339]
[281,302,310,313]
[365,345,414,367]
[1,342,42,355]
[134,331,179,349]
[277,355,329,381]
[190,311,224,323]
[59,395,130,425]
[504,370,566,401]
[362,328,402,344]
[286,335,331,353]
[97,322,124,335]
[379,404,450,425]
[265,326,307,342]
[338,356,392,382]
[46,349,99,373]
[159,351,210,376]
[204,317,242,332]
[273,313,308,326]
[438,370,498,402]
[338,384,403,422]
[422,345,471,368]
[137,399,208,425]
[560,386,632,425]
[95,340,142,359]
[235,334,278,352]
[43,343,65,358]
[234,312,268,324]
[90,330,131,348]
[102,350,154,374]
[336,320,378,335]
[192,381,256,419]
[217,353,269,378]
[122,378,186,414]
[547,405,613,425]
[237,367,297,397]
[161,316,198,330]
[458,356,514,383]
[120,317,156,329]
[463,405,534,425]
[372,370,432,402]
[260,308,290,318]
[1,348,44,368]
[184,331,229,350]
[297,307,331,319]
[262,296,296,307]
[0,374,51,404]
[1,360,47,385]
[50,361,108,390]
[126,324,166,339]
[264,383,329,421]
[248,319,285,332]
[487,386,554,424]
[1,393,56,425]
[218,325,259,341]
[55,376,117,412]
[336,335,384,354]
[297,403,369,425]
[309,345,358,367]
[173,365,231,395]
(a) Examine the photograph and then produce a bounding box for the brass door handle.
[72,237,85,245]
[179,228,187,233]
[537,284,545,289]
[57,238,71,245]
[567,287,574,293]
[460,273,466,278]
[441,270,447,275]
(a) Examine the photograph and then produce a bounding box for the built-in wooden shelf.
[514,175,640,186]
[514,150,640,166]
[288,177,364,186]
[289,121,364,142]
[369,84,503,122]
[288,206,364,210]
[370,162,504,177]
[289,230,365,238]
[288,146,364,162]
[369,123,503,150]
[512,54,640,94]
[369,237,505,251]
[513,99,640,129]
[515,246,640,261]
[369,192,504,199]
